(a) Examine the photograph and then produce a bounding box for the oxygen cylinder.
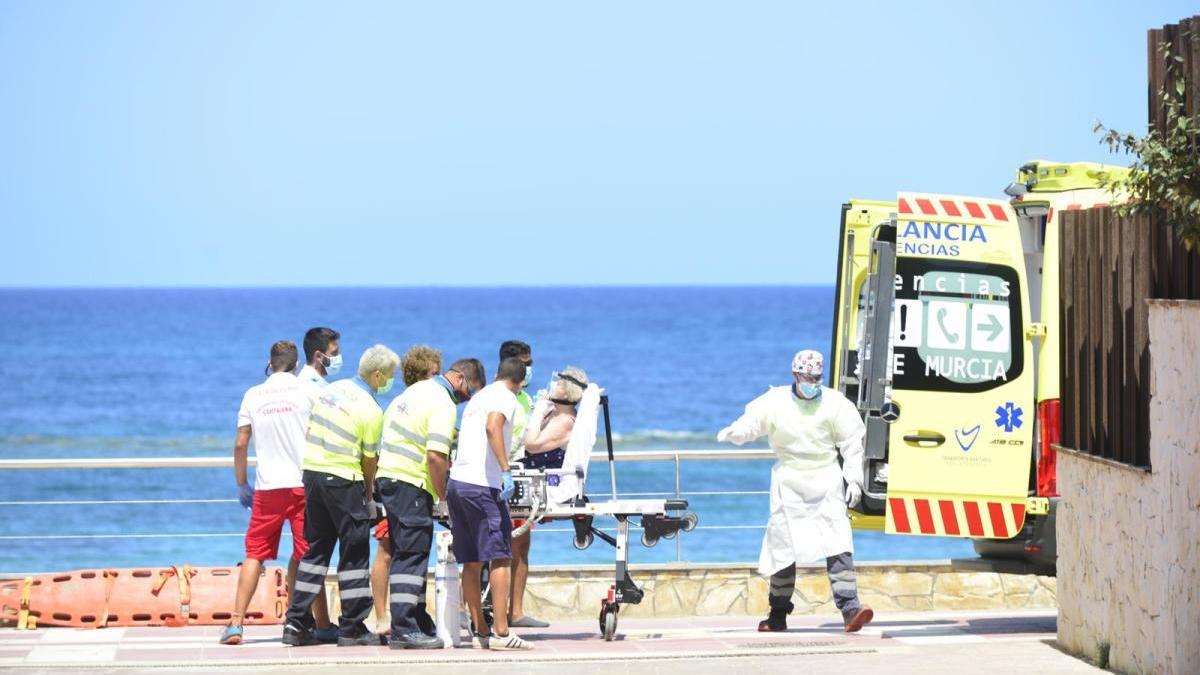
[434,531,461,648]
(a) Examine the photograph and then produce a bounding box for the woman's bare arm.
[523,414,575,453]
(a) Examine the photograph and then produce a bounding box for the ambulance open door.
[880,192,1036,540]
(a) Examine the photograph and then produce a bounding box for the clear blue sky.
[1,2,1193,286]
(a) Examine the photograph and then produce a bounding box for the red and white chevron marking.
[887,497,1027,539]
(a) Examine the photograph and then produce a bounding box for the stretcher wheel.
[600,602,618,641]
[662,528,677,540]
[682,512,698,532]
[641,531,658,547]
[573,532,594,550]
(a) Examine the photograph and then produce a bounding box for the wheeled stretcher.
[438,385,698,642]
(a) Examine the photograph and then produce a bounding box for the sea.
[0,287,973,574]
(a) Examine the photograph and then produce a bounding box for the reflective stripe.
[294,580,325,595]
[306,431,358,457]
[389,421,426,446]
[828,570,856,583]
[339,587,373,600]
[338,569,370,581]
[363,440,379,454]
[389,573,424,586]
[310,413,360,444]
[379,441,423,463]
[298,562,328,576]
[427,432,451,446]
[390,592,420,605]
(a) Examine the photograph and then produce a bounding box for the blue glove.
[499,471,515,501]
[237,483,255,509]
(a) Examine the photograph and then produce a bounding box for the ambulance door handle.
[902,432,946,446]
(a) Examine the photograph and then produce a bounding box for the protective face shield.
[548,371,587,405]
[523,365,533,387]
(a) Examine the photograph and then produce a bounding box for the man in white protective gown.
[717,349,875,633]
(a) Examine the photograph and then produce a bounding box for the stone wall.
[327,560,1056,625]
[1057,300,1200,675]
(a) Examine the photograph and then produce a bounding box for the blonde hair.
[358,344,400,379]
[556,366,588,404]
[401,345,442,386]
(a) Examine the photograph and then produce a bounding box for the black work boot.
[757,602,793,632]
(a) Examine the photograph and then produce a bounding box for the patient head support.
[551,367,589,405]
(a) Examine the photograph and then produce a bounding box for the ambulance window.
[891,259,1023,393]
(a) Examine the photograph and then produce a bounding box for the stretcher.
[439,385,698,642]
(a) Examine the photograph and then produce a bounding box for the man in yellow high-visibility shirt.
[283,344,399,648]
[376,358,485,649]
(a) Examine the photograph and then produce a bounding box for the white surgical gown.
[722,386,866,575]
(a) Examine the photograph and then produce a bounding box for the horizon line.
[0,283,838,291]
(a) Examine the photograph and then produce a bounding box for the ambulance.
[830,161,1125,572]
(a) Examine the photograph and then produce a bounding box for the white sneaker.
[471,632,490,650]
[489,631,533,651]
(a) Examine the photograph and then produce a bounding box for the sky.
[1,2,1194,287]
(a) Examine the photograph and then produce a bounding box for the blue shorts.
[446,479,512,563]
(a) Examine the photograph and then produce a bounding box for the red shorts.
[245,487,308,561]
[375,519,389,541]
[512,518,533,532]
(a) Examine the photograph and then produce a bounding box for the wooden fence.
[1058,15,1200,467]
[1059,210,1200,467]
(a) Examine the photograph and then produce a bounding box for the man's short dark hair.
[270,340,299,373]
[303,327,340,363]
[496,357,526,385]
[499,340,531,362]
[448,358,486,389]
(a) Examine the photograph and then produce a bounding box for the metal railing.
[0,449,777,566]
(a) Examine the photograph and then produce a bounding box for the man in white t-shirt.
[220,341,334,645]
[446,357,533,651]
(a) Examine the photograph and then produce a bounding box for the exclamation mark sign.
[898,303,908,342]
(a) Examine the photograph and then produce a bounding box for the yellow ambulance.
[830,161,1125,571]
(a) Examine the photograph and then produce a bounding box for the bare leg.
[311,578,332,629]
[371,538,392,631]
[488,559,512,635]
[462,562,486,633]
[230,558,263,627]
[509,532,530,620]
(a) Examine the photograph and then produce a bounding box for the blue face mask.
[798,382,822,399]
[377,376,394,396]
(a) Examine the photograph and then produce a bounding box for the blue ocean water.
[0,288,973,573]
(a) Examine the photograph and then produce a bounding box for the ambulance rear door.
[884,193,1035,540]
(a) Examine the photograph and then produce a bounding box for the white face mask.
[324,353,343,377]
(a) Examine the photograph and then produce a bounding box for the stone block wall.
[326,560,1056,626]
[1057,300,1200,675]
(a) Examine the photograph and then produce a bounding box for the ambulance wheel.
[641,531,658,547]
[682,512,698,532]
[573,532,594,550]
[600,603,618,641]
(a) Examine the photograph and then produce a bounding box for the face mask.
[321,352,342,377]
[523,365,533,387]
[798,382,822,399]
[377,375,394,396]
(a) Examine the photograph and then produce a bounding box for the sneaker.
[509,615,550,628]
[282,623,318,647]
[757,607,789,632]
[313,625,339,644]
[488,631,533,651]
[390,630,444,650]
[337,632,386,647]
[471,631,490,650]
[843,606,874,633]
[218,624,243,645]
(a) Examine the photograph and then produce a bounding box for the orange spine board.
[0,566,289,628]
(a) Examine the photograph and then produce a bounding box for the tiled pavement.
[0,609,1099,673]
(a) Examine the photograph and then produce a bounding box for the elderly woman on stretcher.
[519,367,589,471]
